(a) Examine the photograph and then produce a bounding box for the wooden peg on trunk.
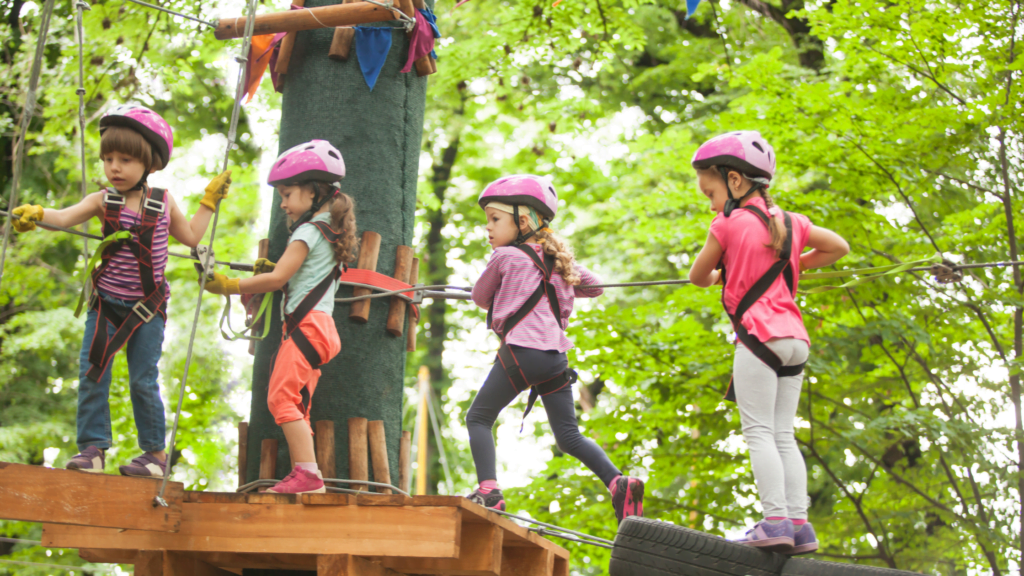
[411,0,436,75]
[328,0,359,61]
[367,420,392,493]
[348,417,369,491]
[237,421,249,488]
[259,438,278,491]
[386,246,414,337]
[315,420,336,479]
[274,0,305,75]
[406,257,419,352]
[349,231,381,323]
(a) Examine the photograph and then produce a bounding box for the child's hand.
[200,170,232,211]
[253,258,276,275]
[203,272,241,295]
[11,204,44,232]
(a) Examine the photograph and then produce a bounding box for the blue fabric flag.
[418,8,440,59]
[686,0,702,19]
[354,27,392,90]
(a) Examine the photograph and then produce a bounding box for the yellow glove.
[799,259,809,273]
[253,258,276,275]
[203,273,241,295]
[11,204,44,232]
[714,270,724,286]
[200,170,232,211]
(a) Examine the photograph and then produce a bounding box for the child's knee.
[466,404,494,428]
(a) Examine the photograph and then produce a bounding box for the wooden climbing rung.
[0,461,184,532]
[45,493,570,576]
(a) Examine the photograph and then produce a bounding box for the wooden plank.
[316,420,337,478]
[134,550,164,576]
[186,492,248,504]
[0,461,183,532]
[349,417,369,491]
[367,420,392,493]
[259,438,278,486]
[247,492,299,505]
[164,551,237,576]
[216,3,399,40]
[302,492,352,506]
[379,521,502,576]
[319,554,404,576]
[354,494,412,506]
[349,231,382,322]
[398,430,412,494]
[385,245,414,336]
[82,549,319,571]
[553,556,569,576]
[237,421,248,487]
[43,503,461,558]
[405,258,419,352]
[501,547,554,576]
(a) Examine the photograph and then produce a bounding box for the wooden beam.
[315,420,337,479]
[398,430,412,494]
[82,549,320,571]
[553,556,569,576]
[237,421,248,488]
[367,420,392,493]
[216,3,400,40]
[379,521,503,576]
[319,554,405,576]
[0,461,182,532]
[43,503,461,558]
[385,245,414,337]
[259,438,278,486]
[134,550,165,576]
[164,551,238,576]
[349,417,369,491]
[501,547,554,576]
[349,231,382,323]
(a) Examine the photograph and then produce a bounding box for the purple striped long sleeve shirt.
[95,202,170,301]
[471,245,603,352]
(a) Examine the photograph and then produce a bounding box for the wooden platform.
[42,492,570,576]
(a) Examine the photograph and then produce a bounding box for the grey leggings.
[734,338,810,519]
[466,346,622,486]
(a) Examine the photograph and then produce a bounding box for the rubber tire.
[610,517,789,576]
[783,558,924,576]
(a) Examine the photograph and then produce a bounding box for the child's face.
[484,207,521,249]
[698,170,730,214]
[103,152,151,192]
[277,184,315,222]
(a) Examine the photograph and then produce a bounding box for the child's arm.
[166,171,232,249]
[11,192,103,231]
[203,240,309,295]
[471,252,505,310]
[799,225,849,271]
[688,232,723,288]
[573,265,604,298]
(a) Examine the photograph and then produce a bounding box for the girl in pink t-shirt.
[688,132,849,555]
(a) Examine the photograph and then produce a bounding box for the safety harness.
[487,245,578,425]
[720,205,805,402]
[281,220,345,371]
[85,187,169,381]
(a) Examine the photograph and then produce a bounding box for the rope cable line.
[0,0,58,296]
[124,0,218,28]
[75,0,92,307]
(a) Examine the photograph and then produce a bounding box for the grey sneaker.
[65,446,105,473]
[118,453,167,478]
[786,522,819,555]
[732,519,795,550]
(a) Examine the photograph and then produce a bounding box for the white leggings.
[734,338,810,519]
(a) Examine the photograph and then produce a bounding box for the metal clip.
[411,283,425,305]
[132,300,157,323]
[104,191,126,206]
[152,495,168,508]
[192,245,216,281]
[75,0,91,10]
[143,197,166,215]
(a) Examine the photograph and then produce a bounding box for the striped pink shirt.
[472,244,603,352]
[95,197,171,301]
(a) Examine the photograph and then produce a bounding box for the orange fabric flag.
[244,34,280,103]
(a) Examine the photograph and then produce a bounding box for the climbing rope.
[0,0,57,297]
[74,0,92,306]
[236,477,411,496]
[493,509,614,548]
[155,0,260,507]
[125,0,218,28]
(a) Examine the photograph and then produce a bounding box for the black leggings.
[465,346,622,486]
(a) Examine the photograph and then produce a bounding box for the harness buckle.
[132,300,157,323]
[143,197,166,215]
[104,192,126,206]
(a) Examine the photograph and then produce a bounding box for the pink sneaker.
[266,466,326,494]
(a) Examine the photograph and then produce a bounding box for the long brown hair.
[697,166,786,257]
[522,212,581,285]
[326,190,358,265]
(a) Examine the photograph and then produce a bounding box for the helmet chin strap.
[511,205,546,246]
[720,166,765,218]
[289,182,340,233]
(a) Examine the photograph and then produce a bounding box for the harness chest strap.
[86,187,169,381]
[282,220,344,371]
[721,206,805,402]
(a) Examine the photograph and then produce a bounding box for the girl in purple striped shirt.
[11,105,231,478]
[465,174,644,524]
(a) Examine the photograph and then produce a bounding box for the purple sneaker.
[732,519,795,550]
[118,453,167,478]
[786,522,818,555]
[610,476,645,525]
[65,446,105,473]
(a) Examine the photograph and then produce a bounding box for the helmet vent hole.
[304,145,315,150]
[549,186,557,197]
[276,159,288,168]
[752,141,765,153]
[328,151,340,159]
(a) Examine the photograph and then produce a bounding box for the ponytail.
[328,192,359,265]
[760,189,787,258]
[533,227,581,286]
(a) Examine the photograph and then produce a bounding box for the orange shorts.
[268,311,341,429]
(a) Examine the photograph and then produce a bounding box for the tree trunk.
[244,8,428,531]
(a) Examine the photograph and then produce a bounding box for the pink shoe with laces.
[266,466,326,494]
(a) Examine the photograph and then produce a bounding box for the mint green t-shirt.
[283,212,338,318]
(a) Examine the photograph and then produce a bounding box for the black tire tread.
[783,558,925,576]
[610,517,788,576]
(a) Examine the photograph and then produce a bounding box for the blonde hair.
[521,212,581,286]
[300,183,359,265]
[696,166,786,258]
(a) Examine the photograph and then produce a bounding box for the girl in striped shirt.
[466,174,644,524]
[10,105,231,478]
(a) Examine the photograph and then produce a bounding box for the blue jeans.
[77,292,166,452]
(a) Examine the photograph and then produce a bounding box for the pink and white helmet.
[477,174,559,221]
[691,131,776,180]
[268,139,346,186]
[100,104,174,169]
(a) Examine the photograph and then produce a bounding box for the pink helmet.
[691,131,776,180]
[268,140,346,186]
[99,104,174,169]
[478,174,559,221]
